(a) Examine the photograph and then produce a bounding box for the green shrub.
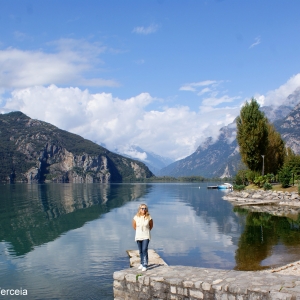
[246,170,260,184]
[234,169,248,185]
[298,184,300,195]
[278,166,292,188]
[233,184,245,191]
[254,173,275,188]
[234,174,243,186]
[263,182,273,190]
[254,175,265,188]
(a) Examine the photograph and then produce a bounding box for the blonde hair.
[136,203,151,219]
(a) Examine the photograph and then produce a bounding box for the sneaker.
[142,267,147,271]
[138,264,143,270]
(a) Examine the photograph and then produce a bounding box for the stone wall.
[113,265,300,299]
[223,189,300,218]
[223,190,300,206]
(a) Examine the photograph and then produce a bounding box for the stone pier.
[113,265,300,299]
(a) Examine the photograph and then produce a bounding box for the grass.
[246,183,299,193]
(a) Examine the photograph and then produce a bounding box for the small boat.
[207,185,218,189]
[217,183,233,190]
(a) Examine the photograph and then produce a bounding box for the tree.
[282,148,300,183]
[264,123,285,174]
[278,165,292,188]
[236,98,269,172]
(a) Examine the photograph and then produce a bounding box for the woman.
[132,204,153,271]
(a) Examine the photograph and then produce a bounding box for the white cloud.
[2,85,238,160]
[132,24,159,35]
[249,36,261,48]
[0,39,119,89]
[202,95,241,107]
[119,146,148,161]
[255,73,300,107]
[180,79,239,109]
[179,80,218,92]
[197,87,211,96]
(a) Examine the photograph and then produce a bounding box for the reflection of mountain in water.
[0,183,150,256]
[234,209,300,270]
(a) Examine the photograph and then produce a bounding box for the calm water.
[1,183,300,299]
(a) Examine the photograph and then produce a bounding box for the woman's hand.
[149,219,153,230]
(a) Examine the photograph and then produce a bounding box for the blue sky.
[1,0,300,160]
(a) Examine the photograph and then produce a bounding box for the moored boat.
[217,183,233,190]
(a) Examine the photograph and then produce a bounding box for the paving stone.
[189,289,204,299]
[183,281,194,288]
[125,274,137,283]
[113,271,126,280]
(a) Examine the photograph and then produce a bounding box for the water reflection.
[234,208,300,270]
[1,183,300,299]
[139,184,241,269]
[0,183,150,256]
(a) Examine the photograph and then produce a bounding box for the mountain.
[260,87,300,122]
[275,102,300,154]
[0,111,153,183]
[114,145,174,175]
[160,88,300,178]
[159,121,241,178]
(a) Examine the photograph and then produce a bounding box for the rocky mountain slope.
[160,89,300,178]
[275,102,300,154]
[159,121,241,178]
[0,111,153,183]
[261,87,300,122]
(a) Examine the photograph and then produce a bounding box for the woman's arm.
[132,219,136,230]
[149,219,153,230]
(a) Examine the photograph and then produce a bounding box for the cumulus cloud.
[132,24,159,35]
[0,39,119,89]
[255,73,300,107]
[118,146,148,161]
[1,85,238,160]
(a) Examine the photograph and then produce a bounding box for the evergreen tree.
[236,98,268,172]
[264,123,285,174]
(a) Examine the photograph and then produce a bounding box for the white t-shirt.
[134,215,152,241]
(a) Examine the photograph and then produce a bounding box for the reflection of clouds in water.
[0,183,239,289]
[11,203,136,275]
[150,201,235,258]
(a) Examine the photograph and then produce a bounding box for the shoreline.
[262,259,300,276]
[223,189,300,276]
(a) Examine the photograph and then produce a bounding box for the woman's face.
[140,206,147,215]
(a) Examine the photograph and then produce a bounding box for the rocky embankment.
[223,189,300,217]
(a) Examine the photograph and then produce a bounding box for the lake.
[1,182,300,299]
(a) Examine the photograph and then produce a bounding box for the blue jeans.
[136,239,149,267]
